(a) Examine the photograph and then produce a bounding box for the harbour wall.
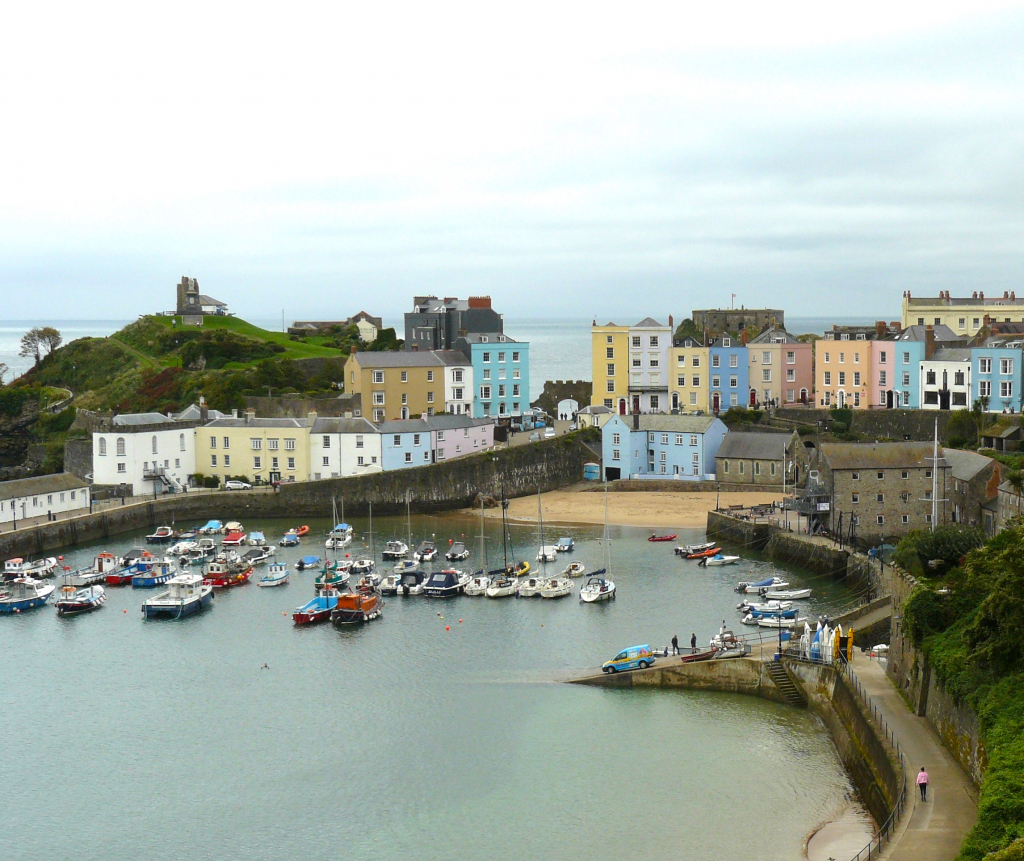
[572,658,904,827]
[707,511,886,603]
[885,564,986,787]
[594,479,786,493]
[0,436,590,559]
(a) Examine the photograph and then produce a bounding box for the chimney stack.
[668,314,674,330]
[231,408,238,419]
[973,291,978,299]
[740,328,748,346]
[980,291,985,301]
[199,396,209,425]
[925,325,936,360]
[245,408,256,424]
[307,410,318,425]
[344,410,353,419]
[875,321,886,338]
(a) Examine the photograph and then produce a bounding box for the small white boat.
[555,537,575,552]
[5,557,59,578]
[413,541,439,563]
[674,541,715,557]
[242,546,275,566]
[757,616,804,629]
[698,554,740,567]
[247,532,267,546]
[325,535,352,550]
[224,521,244,533]
[539,577,572,598]
[446,542,470,562]
[350,559,376,576]
[381,540,409,560]
[379,573,400,595]
[464,574,490,596]
[168,540,197,557]
[579,576,615,603]
[762,588,811,600]
[737,599,793,614]
[736,577,789,594]
[392,559,418,575]
[396,570,428,596]
[537,545,558,563]
[518,576,543,598]
[485,574,519,598]
[561,561,585,578]
[258,563,290,587]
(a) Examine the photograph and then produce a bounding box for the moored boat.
[247,531,267,546]
[325,522,351,549]
[464,574,490,596]
[315,563,351,590]
[56,584,106,616]
[242,546,275,566]
[737,599,793,614]
[131,559,177,588]
[762,587,811,600]
[382,540,409,560]
[518,576,543,598]
[295,555,322,571]
[221,530,246,547]
[561,561,585,578]
[330,587,383,625]
[424,568,470,597]
[258,563,290,587]
[5,556,59,578]
[484,573,518,598]
[168,540,197,557]
[202,561,254,588]
[736,576,789,594]
[539,577,573,598]
[698,554,740,567]
[396,570,428,596]
[63,552,119,586]
[280,532,300,547]
[413,540,438,563]
[142,573,214,618]
[675,540,716,557]
[555,536,575,552]
[350,558,376,576]
[292,588,341,625]
[146,526,178,544]
[536,545,558,563]
[106,555,157,586]
[446,541,470,561]
[198,520,223,534]
[579,575,615,603]
[0,577,55,613]
[757,615,804,629]
[648,533,678,542]
[684,546,722,560]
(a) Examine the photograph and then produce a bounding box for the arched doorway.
[618,399,627,416]
[632,395,641,414]
[712,392,721,412]
[749,389,757,407]
[837,391,846,408]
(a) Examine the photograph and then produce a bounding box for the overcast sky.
[2,2,1023,323]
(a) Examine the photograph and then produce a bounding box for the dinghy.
[561,561,585,578]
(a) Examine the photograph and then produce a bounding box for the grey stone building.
[943,449,1002,534]
[715,430,797,487]
[405,296,504,351]
[692,307,783,336]
[175,276,228,325]
[817,442,950,543]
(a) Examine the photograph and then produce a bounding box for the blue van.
[602,644,656,673]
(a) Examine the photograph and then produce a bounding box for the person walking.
[917,767,929,801]
[690,633,697,653]
[671,635,679,656]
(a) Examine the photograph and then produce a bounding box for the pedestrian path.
[851,653,978,861]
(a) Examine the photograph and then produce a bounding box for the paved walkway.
[851,653,978,861]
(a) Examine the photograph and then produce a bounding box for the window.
[762,369,771,382]
[712,375,720,387]
[902,352,910,365]
[287,457,295,470]
[179,433,185,452]
[99,438,107,456]
[824,352,830,363]
[902,515,910,524]
[852,472,860,480]
[902,372,910,386]
[404,452,413,464]
[902,391,910,406]
[877,515,885,525]
[677,375,685,388]
[901,491,910,502]
[692,375,700,387]
[729,354,738,368]
[879,371,887,386]
[689,392,697,405]
[480,386,491,400]
[786,351,795,364]
[427,391,435,403]
[427,370,434,382]
[879,351,887,364]
[692,356,701,367]
[926,370,936,385]
[730,394,738,406]
[607,363,615,377]
[210,436,216,449]
[722,337,731,347]
[980,357,992,373]
[211,455,218,467]
[761,351,771,364]
[690,434,698,446]
[925,490,933,500]
[413,433,422,446]
[253,456,262,470]
[712,354,720,368]
[224,455,230,467]
[612,449,620,461]
[117,463,126,473]
[973,318,980,328]
[824,371,831,385]
[959,318,966,329]
[322,456,329,466]
[606,380,615,393]
[285,439,296,451]
[649,357,660,368]
[632,357,641,368]
[838,372,846,386]
[271,457,278,469]
[648,336,658,348]
[268,439,279,450]
[724,460,730,473]
[373,392,385,405]
[482,352,491,363]
[852,493,859,503]
[400,370,408,383]
[1001,381,1014,399]
[497,351,506,363]
[729,376,738,388]
[787,369,795,382]
[754,462,760,475]
[483,369,491,380]
[980,380,992,396]
[954,371,965,387]
[661,433,669,444]
[116,437,125,456]
[660,451,667,463]
[606,346,616,360]
[770,462,776,476]
[512,351,520,362]
[877,471,885,480]
[372,370,384,384]
[604,398,613,408]
[854,372,861,386]
[876,493,884,503]
[357,455,365,466]
[251,438,262,450]
[738,461,744,474]
[650,395,660,410]
[613,433,622,446]
[223,437,229,449]
[839,352,845,364]
[1001,358,1014,375]
[401,393,408,405]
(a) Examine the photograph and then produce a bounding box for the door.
[749,389,757,407]
[618,399,626,415]
[712,392,721,412]
[632,395,640,413]
[672,392,679,411]
[604,467,621,481]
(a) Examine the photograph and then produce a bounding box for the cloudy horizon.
[2,2,1022,322]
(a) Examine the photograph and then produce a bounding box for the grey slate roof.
[715,432,791,460]
[351,350,469,368]
[612,414,720,433]
[458,333,519,344]
[198,294,227,307]
[926,347,972,362]
[173,404,228,422]
[821,442,947,470]
[378,415,491,434]
[634,317,667,328]
[204,417,309,428]
[893,325,960,342]
[311,417,377,434]
[749,328,798,344]
[113,412,172,425]
[942,449,995,482]
[578,405,613,414]
[0,473,90,498]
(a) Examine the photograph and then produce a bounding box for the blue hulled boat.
[131,559,177,588]
[0,577,56,613]
[142,573,214,619]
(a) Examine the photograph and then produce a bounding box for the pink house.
[749,329,813,406]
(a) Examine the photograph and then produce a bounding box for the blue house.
[891,337,925,408]
[708,337,749,412]
[455,334,530,420]
[378,416,496,471]
[379,419,434,471]
[972,343,1024,413]
[601,414,728,481]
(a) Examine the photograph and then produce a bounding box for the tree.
[973,396,991,442]
[19,329,41,365]
[0,362,7,384]
[38,327,62,355]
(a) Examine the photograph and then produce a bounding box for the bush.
[0,387,29,416]
[892,524,986,580]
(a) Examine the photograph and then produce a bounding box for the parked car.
[529,432,541,442]
[224,480,253,491]
[543,427,556,438]
[603,645,656,673]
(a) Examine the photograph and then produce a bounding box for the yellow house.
[814,335,874,408]
[668,337,709,413]
[196,410,312,484]
[902,290,1024,338]
[345,350,471,422]
[591,322,629,413]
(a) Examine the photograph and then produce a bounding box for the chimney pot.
[307,411,318,424]
[344,410,353,419]
[231,409,238,419]
[245,408,256,424]
[980,291,985,300]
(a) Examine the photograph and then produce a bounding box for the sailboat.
[485,493,519,598]
[317,497,350,589]
[352,502,380,588]
[536,489,558,563]
[535,489,571,597]
[580,488,616,603]
[465,498,490,596]
[326,496,353,549]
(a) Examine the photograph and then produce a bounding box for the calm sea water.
[3,515,862,861]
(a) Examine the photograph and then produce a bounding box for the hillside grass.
[151,315,344,360]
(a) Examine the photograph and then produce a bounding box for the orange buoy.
[445,626,450,631]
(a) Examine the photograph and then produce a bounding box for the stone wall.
[244,394,361,418]
[594,479,785,493]
[776,407,954,442]
[63,437,93,480]
[0,435,590,558]
[532,380,593,415]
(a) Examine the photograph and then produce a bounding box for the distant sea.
[0,315,879,399]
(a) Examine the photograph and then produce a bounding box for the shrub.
[0,387,29,417]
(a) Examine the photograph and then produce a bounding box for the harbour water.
[3,514,868,860]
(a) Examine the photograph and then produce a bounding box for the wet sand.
[806,802,875,860]
[470,488,785,528]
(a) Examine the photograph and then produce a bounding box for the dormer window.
[722,337,731,347]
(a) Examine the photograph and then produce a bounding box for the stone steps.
[767,660,807,707]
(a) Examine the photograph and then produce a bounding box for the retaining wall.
[0,436,590,559]
[597,479,786,493]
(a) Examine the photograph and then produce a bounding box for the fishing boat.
[106,555,157,586]
[202,561,253,588]
[292,587,341,625]
[315,563,351,590]
[518,575,543,598]
[258,563,290,587]
[5,557,59,578]
[56,584,106,616]
[446,541,470,561]
[242,546,275,566]
[555,536,575,552]
[648,533,678,542]
[561,561,585,578]
[146,526,178,544]
[736,576,789,594]
[382,540,409,560]
[464,574,490,596]
[0,577,55,613]
[168,539,197,557]
[424,568,470,597]
[198,520,223,534]
[247,531,267,546]
[279,532,300,547]
[685,546,722,559]
[63,552,119,586]
[539,577,573,598]
[675,541,716,557]
[350,558,375,576]
[579,576,615,603]
[295,555,322,571]
[330,588,383,625]
[762,587,811,600]
[413,540,439,563]
[143,573,214,618]
[221,530,246,547]
[131,559,177,588]
[697,554,741,567]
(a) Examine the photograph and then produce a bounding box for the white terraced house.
[92,412,199,494]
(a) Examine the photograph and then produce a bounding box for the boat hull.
[142,589,214,619]
[56,594,107,616]
[0,594,52,613]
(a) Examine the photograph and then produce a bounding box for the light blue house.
[379,419,434,471]
[891,336,926,408]
[971,342,1024,413]
[601,414,728,481]
[708,337,749,412]
[455,334,530,420]
[378,416,496,471]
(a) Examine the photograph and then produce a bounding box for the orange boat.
[295,525,310,537]
[202,562,253,588]
[686,546,722,559]
[330,587,383,625]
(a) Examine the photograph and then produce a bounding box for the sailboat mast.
[369,501,374,559]
[479,498,487,569]
[605,486,611,575]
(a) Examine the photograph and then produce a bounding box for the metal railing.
[782,649,908,861]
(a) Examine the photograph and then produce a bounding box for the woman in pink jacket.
[917,767,929,801]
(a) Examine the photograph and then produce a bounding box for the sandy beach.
[470,488,785,529]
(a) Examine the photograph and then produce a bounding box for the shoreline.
[465,488,785,529]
